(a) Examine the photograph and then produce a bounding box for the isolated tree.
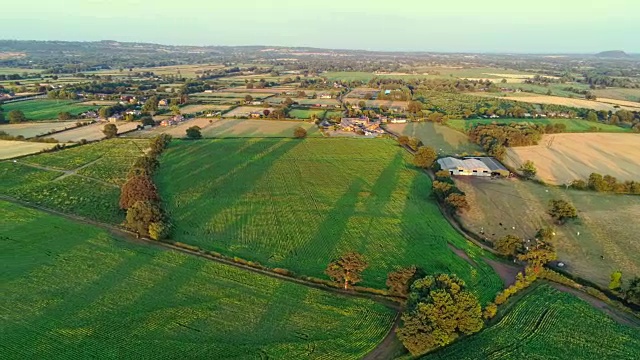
[102,123,118,139]
[386,266,420,297]
[548,199,577,224]
[445,193,470,213]
[125,201,163,237]
[536,227,555,242]
[186,126,202,139]
[8,110,26,123]
[495,235,522,257]
[293,126,307,139]
[325,252,368,289]
[609,271,623,291]
[58,111,72,120]
[119,174,159,210]
[244,94,253,103]
[397,274,483,356]
[397,135,410,146]
[142,96,159,115]
[519,160,537,179]
[413,146,437,168]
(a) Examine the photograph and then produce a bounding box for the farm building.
[438,157,510,177]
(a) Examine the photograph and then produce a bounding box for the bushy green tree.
[495,235,523,257]
[102,123,118,139]
[548,199,578,224]
[293,126,307,139]
[519,160,537,179]
[125,201,163,237]
[397,274,483,356]
[413,146,437,168]
[8,110,26,123]
[609,271,623,291]
[186,126,202,139]
[325,252,368,289]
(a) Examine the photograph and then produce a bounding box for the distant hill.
[595,50,630,58]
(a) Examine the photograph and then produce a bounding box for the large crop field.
[0,121,78,138]
[288,108,327,119]
[455,177,640,288]
[0,140,67,160]
[504,133,640,185]
[447,118,629,133]
[51,121,141,142]
[200,119,321,138]
[386,122,482,156]
[156,138,503,302]
[2,100,95,121]
[1,139,148,223]
[425,285,640,359]
[0,200,395,359]
[494,93,638,112]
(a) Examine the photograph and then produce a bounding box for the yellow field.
[455,177,640,288]
[132,118,214,138]
[223,106,276,118]
[499,93,637,111]
[0,121,78,138]
[0,140,65,159]
[504,133,640,185]
[51,121,141,142]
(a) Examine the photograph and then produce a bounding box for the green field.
[0,200,396,359]
[593,87,640,102]
[0,139,148,223]
[425,285,640,359]
[447,118,630,133]
[156,138,503,302]
[386,122,483,156]
[288,108,326,119]
[2,100,95,121]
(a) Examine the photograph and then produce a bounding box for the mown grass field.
[424,285,640,359]
[288,108,326,119]
[447,118,629,133]
[2,100,95,121]
[156,138,503,302]
[386,122,482,156]
[200,119,322,138]
[0,139,148,223]
[0,200,395,359]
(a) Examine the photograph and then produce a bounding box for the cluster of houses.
[338,116,385,136]
[160,115,185,126]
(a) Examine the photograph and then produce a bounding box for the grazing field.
[51,121,141,142]
[425,285,640,359]
[0,200,395,360]
[133,118,215,138]
[223,106,276,118]
[0,140,67,160]
[0,121,78,138]
[2,100,95,121]
[201,119,321,138]
[504,133,640,185]
[386,122,482,156]
[156,138,503,302]
[592,88,640,102]
[179,104,231,114]
[288,108,326,119]
[455,177,640,288]
[447,118,629,133]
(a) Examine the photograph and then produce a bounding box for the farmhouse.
[390,118,407,124]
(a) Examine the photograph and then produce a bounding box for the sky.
[1,0,638,53]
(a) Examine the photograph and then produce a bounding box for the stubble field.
[0,140,67,160]
[156,138,503,302]
[504,133,640,185]
[0,200,395,360]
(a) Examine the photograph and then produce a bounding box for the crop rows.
[157,138,503,302]
[1,201,395,359]
[425,285,640,359]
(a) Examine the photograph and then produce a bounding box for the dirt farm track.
[504,133,640,185]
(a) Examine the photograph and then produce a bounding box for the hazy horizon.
[2,0,639,53]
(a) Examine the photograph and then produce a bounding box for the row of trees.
[468,123,544,160]
[120,134,172,240]
[571,173,640,195]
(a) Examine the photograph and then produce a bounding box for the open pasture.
[386,122,482,156]
[179,104,231,114]
[222,106,276,118]
[0,140,68,160]
[0,201,395,360]
[0,121,78,138]
[593,88,640,102]
[447,118,629,133]
[132,118,214,138]
[288,108,326,119]
[156,138,503,302]
[200,119,321,138]
[504,133,640,185]
[496,93,638,112]
[425,285,640,359]
[2,100,95,121]
[455,176,640,288]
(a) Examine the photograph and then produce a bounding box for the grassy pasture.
[179,104,231,114]
[156,138,503,302]
[385,122,482,156]
[200,119,321,138]
[593,88,640,102]
[0,200,395,360]
[51,121,141,142]
[489,93,637,112]
[2,100,95,121]
[447,118,629,133]
[223,106,276,118]
[288,108,326,119]
[425,284,640,359]
[455,176,640,288]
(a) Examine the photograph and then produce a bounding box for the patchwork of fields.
[425,285,640,359]
[504,133,640,185]
[455,177,640,288]
[156,138,503,302]
[2,100,95,121]
[0,201,395,359]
